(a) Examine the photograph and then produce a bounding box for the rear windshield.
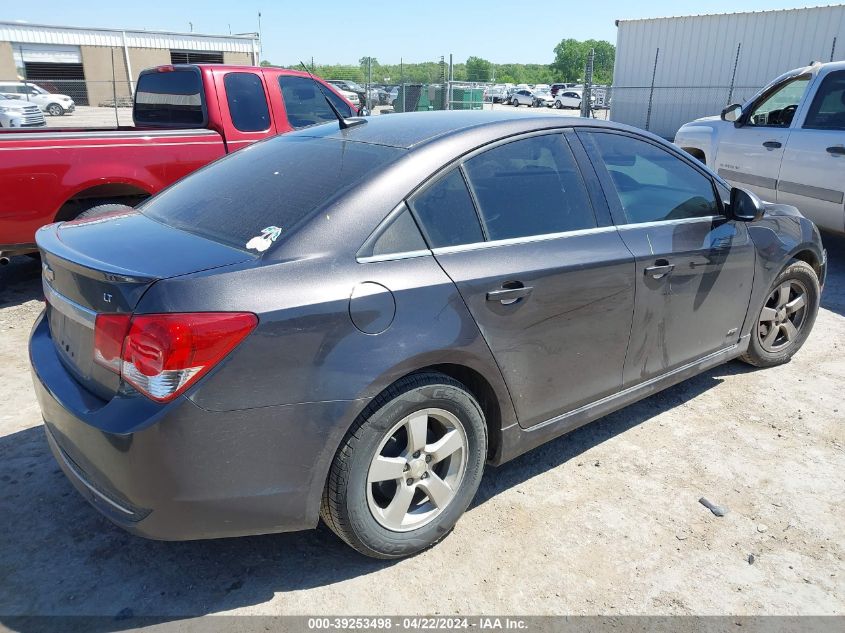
[139,135,404,251]
[134,70,205,127]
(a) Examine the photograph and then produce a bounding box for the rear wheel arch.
[54,182,151,222]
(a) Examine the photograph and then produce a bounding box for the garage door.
[14,44,89,105]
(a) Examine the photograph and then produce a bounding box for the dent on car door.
[777,70,845,233]
[579,130,756,386]
[409,132,636,428]
[715,75,811,202]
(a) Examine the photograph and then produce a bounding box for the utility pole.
[258,12,263,62]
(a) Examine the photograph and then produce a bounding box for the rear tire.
[739,260,819,368]
[321,372,487,559]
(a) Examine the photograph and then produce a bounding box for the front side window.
[747,76,810,128]
[224,72,270,132]
[463,134,596,240]
[804,71,845,130]
[585,132,719,225]
[409,170,484,248]
[278,76,353,129]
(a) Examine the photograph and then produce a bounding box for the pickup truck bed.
[0,64,358,258]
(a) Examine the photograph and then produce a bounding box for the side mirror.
[730,187,765,222]
[721,103,742,123]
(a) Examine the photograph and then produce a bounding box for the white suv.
[0,95,47,127]
[0,81,75,116]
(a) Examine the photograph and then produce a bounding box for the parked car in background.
[327,79,366,106]
[532,90,554,107]
[0,81,75,116]
[0,64,358,260]
[510,89,535,107]
[554,90,594,110]
[675,60,845,234]
[30,111,825,560]
[0,94,46,128]
[486,86,506,103]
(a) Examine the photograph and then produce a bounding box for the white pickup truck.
[675,61,845,234]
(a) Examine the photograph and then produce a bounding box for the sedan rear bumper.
[30,311,365,540]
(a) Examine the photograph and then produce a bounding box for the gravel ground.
[0,232,842,620]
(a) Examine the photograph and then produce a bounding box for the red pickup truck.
[0,64,359,261]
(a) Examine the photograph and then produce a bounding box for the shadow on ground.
[0,360,753,628]
[820,230,845,317]
[0,256,43,309]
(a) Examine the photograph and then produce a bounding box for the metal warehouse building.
[611,5,845,138]
[0,22,258,107]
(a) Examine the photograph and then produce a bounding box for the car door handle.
[762,141,782,149]
[644,260,675,279]
[486,284,533,305]
[826,146,845,156]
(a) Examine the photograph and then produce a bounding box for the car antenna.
[299,61,366,130]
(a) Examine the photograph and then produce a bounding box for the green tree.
[551,38,615,84]
[465,56,492,82]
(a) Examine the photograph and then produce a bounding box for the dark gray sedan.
[30,111,826,559]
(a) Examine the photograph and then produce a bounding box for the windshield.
[140,134,404,252]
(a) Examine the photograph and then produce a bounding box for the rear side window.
[134,70,205,127]
[359,204,427,258]
[804,70,845,130]
[224,72,270,132]
[140,136,403,251]
[279,76,354,129]
[463,134,596,240]
[584,132,719,224]
[409,170,484,248]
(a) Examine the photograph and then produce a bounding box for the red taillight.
[93,314,131,373]
[94,312,258,403]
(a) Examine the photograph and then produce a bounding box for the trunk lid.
[37,210,253,401]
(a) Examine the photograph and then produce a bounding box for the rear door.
[579,129,756,386]
[777,69,845,233]
[212,70,276,151]
[410,131,636,428]
[714,74,812,202]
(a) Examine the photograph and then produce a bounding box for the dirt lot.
[0,232,843,620]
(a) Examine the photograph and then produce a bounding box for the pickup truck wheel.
[76,203,134,220]
[320,372,487,559]
[740,260,819,368]
[47,103,64,116]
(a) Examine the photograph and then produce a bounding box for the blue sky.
[9,1,827,65]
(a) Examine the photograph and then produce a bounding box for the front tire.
[740,260,819,367]
[47,103,64,116]
[321,372,487,559]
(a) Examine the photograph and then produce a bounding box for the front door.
[777,69,845,234]
[407,132,636,428]
[579,129,756,386]
[714,74,812,202]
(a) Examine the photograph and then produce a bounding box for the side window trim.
[575,127,726,227]
[356,202,432,263]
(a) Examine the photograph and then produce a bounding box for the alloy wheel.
[366,408,468,532]
[757,279,808,352]
[48,104,62,116]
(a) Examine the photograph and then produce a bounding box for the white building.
[611,5,845,138]
[0,22,258,106]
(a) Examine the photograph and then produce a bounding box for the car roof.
[287,110,638,150]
